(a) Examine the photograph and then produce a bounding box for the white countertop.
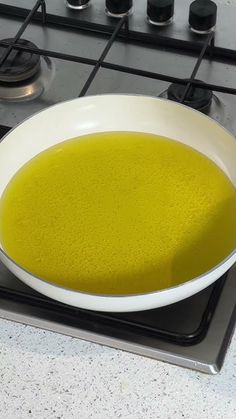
[0,319,235,419]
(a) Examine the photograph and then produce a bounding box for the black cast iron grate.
[0,0,234,346]
[0,270,228,346]
[0,0,236,100]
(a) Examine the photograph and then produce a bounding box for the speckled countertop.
[0,319,235,419]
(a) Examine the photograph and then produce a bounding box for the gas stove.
[0,0,235,374]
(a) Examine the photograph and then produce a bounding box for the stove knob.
[147,0,175,26]
[65,0,90,10]
[105,0,133,17]
[189,0,217,34]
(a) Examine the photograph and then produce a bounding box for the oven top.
[0,0,235,374]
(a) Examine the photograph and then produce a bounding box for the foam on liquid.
[0,131,236,294]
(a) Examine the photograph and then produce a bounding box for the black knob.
[147,0,174,26]
[66,0,90,10]
[106,0,133,17]
[189,0,217,34]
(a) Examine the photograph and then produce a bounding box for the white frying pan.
[0,95,236,312]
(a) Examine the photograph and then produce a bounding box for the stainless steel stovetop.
[0,0,235,374]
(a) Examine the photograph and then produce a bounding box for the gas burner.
[0,39,41,83]
[0,39,54,102]
[167,79,213,113]
[159,84,228,126]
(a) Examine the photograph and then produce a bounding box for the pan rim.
[0,93,235,299]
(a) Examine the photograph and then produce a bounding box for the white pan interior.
[0,95,236,312]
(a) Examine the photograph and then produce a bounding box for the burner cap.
[0,39,40,83]
[167,79,213,113]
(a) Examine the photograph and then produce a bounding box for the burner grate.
[0,267,228,347]
[0,0,236,105]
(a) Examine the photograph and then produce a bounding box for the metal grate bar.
[41,0,46,25]
[180,31,215,103]
[0,39,236,96]
[79,15,128,97]
[0,0,45,68]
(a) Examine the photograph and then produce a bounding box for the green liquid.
[0,132,236,294]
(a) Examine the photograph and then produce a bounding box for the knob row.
[66,0,218,35]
